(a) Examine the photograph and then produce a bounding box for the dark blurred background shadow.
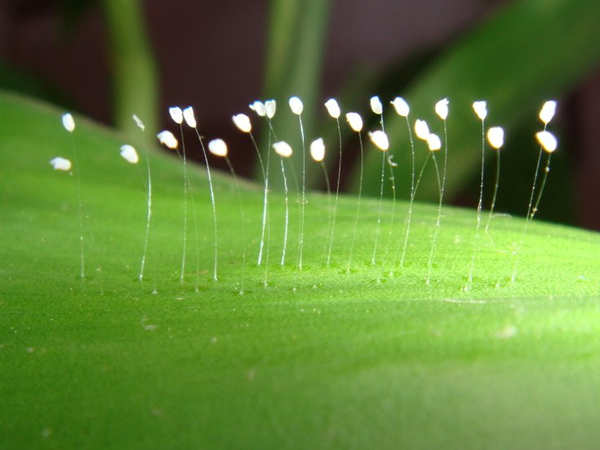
[1,0,599,230]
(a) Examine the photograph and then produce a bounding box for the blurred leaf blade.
[102,0,158,143]
[261,0,331,189]
[353,0,600,206]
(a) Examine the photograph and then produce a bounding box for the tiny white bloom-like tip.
[208,138,228,157]
[232,113,252,133]
[49,156,72,171]
[249,100,266,117]
[120,144,139,164]
[414,119,430,141]
[345,112,363,132]
[61,113,75,133]
[390,97,410,117]
[472,100,488,121]
[370,95,383,115]
[264,99,277,119]
[324,98,341,119]
[156,130,178,150]
[427,133,442,152]
[368,130,390,151]
[434,98,449,120]
[487,126,505,150]
[536,130,558,153]
[132,114,145,131]
[288,96,304,115]
[539,100,557,125]
[273,141,293,158]
[310,138,326,162]
[183,106,197,128]
[168,106,184,125]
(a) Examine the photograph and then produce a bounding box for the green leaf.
[3,92,600,449]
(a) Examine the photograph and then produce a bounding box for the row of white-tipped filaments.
[52,97,557,290]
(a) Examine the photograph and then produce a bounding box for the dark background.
[1,0,599,230]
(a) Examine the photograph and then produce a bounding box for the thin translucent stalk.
[320,161,331,196]
[525,124,547,222]
[280,158,289,266]
[69,138,86,281]
[225,156,246,295]
[193,129,218,282]
[511,128,548,283]
[138,147,152,282]
[297,115,306,271]
[251,131,268,267]
[257,178,269,266]
[346,131,363,273]
[187,172,201,291]
[67,136,85,282]
[426,153,442,285]
[371,147,386,265]
[326,118,342,266]
[381,115,397,269]
[511,152,553,283]
[249,132,266,179]
[413,154,432,197]
[425,120,448,283]
[485,150,501,233]
[177,124,188,285]
[530,153,552,221]
[263,121,273,287]
[400,152,432,266]
[372,115,387,266]
[320,161,332,265]
[399,115,416,268]
[441,120,449,204]
[466,119,486,290]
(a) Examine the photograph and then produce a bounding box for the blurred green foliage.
[262,0,331,188]
[102,0,158,143]
[262,0,600,225]
[354,0,600,211]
